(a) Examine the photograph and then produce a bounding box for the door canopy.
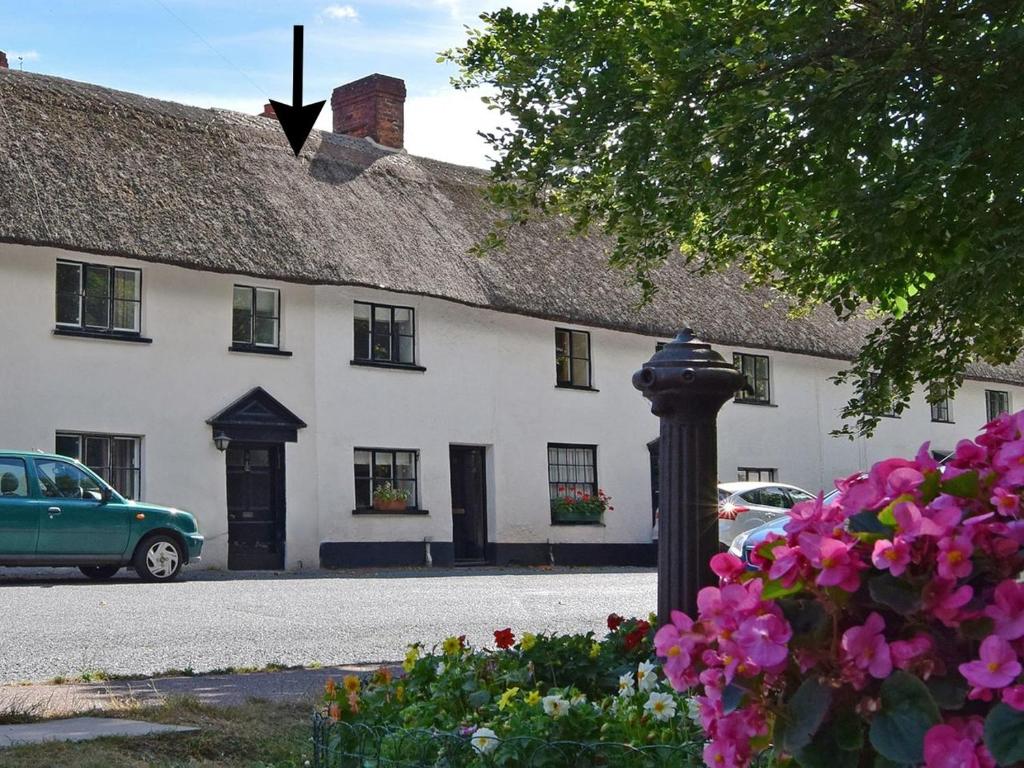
[207,387,307,443]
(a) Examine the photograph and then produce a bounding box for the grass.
[0,696,314,768]
[45,662,311,685]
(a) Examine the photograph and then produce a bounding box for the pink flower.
[871,537,911,576]
[924,579,973,627]
[985,580,1024,641]
[654,610,702,689]
[991,487,1020,517]
[841,612,892,679]
[893,500,960,539]
[710,552,745,582]
[891,634,932,670]
[766,543,802,585]
[924,723,985,768]
[733,613,792,669]
[803,536,863,592]
[954,438,988,466]
[937,534,973,580]
[993,438,1024,486]
[1002,685,1024,711]
[959,635,1022,691]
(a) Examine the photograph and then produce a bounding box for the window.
[739,485,811,510]
[986,390,1011,422]
[232,286,281,349]
[737,467,777,482]
[55,433,141,500]
[548,444,597,499]
[930,388,953,423]
[868,373,899,417]
[733,353,771,404]
[555,329,592,388]
[56,260,141,334]
[353,302,417,366]
[0,457,29,498]
[354,448,418,509]
[35,458,104,499]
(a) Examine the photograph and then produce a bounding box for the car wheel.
[80,565,120,580]
[133,535,184,582]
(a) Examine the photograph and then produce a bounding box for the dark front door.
[450,446,487,562]
[226,444,285,570]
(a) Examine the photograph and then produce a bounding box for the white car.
[717,481,816,547]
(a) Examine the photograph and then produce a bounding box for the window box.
[373,498,408,512]
[550,503,604,524]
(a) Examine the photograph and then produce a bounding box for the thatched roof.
[0,68,1020,384]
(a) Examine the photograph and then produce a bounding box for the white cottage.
[1,63,1022,570]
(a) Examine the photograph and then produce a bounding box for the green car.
[0,451,203,581]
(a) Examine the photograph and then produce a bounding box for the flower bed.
[655,410,1024,767]
[316,616,715,767]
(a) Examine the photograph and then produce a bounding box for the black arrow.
[269,25,325,157]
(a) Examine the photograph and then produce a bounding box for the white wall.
[1,242,1020,569]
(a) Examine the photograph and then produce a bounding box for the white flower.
[685,697,701,725]
[542,695,570,718]
[570,693,587,706]
[637,660,658,692]
[618,671,635,697]
[644,691,678,722]
[470,727,499,755]
[435,661,446,675]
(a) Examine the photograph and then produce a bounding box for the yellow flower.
[519,632,537,652]
[343,675,361,694]
[589,641,601,659]
[497,686,520,711]
[442,636,463,656]
[403,646,420,672]
[525,690,542,706]
[395,685,405,703]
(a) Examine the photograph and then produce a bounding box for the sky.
[3,0,536,167]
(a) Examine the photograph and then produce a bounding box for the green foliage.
[868,672,940,764]
[868,573,922,615]
[984,702,1024,766]
[777,677,831,754]
[446,0,1024,436]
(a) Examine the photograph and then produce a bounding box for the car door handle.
[47,507,62,516]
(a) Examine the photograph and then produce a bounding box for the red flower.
[494,627,515,649]
[624,620,651,651]
[607,613,624,631]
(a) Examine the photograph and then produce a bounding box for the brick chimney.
[259,102,276,118]
[331,74,406,150]
[0,51,8,69]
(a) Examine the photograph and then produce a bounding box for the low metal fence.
[312,713,705,767]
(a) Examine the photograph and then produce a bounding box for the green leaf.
[833,710,864,751]
[869,671,940,764]
[777,677,832,753]
[940,471,980,498]
[868,574,922,615]
[467,689,491,709]
[794,719,860,768]
[779,598,828,637]
[918,470,941,503]
[926,675,967,710]
[762,578,805,600]
[848,510,892,534]
[984,703,1024,765]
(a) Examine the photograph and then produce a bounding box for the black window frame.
[547,443,598,500]
[555,328,594,390]
[353,447,420,511]
[231,284,285,353]
[733,353,771,405]
[54,431,141,500]
[352,302,421,369]
[930,388,953,423]
[55,259,143,337]
[986,390,1011,422]
[737,467,777,482]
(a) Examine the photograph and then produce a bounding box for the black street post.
[633,329,745,624]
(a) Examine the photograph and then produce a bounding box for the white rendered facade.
[2,242,1020,569]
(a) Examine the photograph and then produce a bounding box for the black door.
[226,444,285,570]
[450,446,487,563]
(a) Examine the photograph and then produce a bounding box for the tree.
[446,0,1024,435]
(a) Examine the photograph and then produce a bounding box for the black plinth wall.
[633,329,745,624]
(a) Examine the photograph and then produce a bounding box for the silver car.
[717,481,815,547]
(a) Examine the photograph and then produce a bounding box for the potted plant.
[550,487,612,523]
[373,482,411,512]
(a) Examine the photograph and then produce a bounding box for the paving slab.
[0,717,197,748]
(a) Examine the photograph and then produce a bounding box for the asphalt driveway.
[0,566,656,683]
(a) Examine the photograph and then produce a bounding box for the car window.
[786,489,815,506]
[743,487,790,509]
[0,457,29,498]
[35,459,102,499]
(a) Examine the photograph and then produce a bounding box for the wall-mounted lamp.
[213,432,231,452]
